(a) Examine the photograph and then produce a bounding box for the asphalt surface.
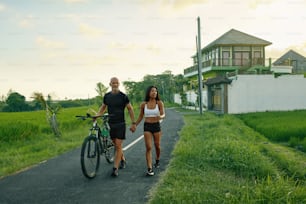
[0,108,184,204]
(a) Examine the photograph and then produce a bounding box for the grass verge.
[147,111,306,203]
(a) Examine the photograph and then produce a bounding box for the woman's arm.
[134,102,145,126]
[158,100,165,119]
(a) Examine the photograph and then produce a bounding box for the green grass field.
[0,106,96,177]
[1,107,306,203]
[148,110,306,203]
[236,110,306,150]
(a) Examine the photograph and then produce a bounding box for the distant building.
[273,50,306,74]
[178,29,306,114]
[184,28,272,79]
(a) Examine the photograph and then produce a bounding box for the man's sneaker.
[146,168,154,176]
[154,160,160,168]
[111,168,118,177]
[119,159,126,169]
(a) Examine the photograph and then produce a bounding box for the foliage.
[32,92,62,137]
[236,110,306,151]
[148,111,306,203]
[2,92,30,112]
[123,71,188,104]
[0,106,92,177]
[95,82,108,103]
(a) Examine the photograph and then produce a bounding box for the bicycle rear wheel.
[80,135,100,178]
[104,138,115,163]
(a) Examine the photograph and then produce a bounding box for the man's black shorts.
[144,122,161,134]
[109,122,126,140]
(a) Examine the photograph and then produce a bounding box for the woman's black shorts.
[144,122,161,134]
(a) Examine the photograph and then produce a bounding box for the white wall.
[228,75,306,113]
[174,90,207,107]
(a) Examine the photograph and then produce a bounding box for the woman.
[133,85,165,176]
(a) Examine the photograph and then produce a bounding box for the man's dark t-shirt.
[103,91,130,124]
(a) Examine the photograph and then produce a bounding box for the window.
[253,51,262,65]
[234,52,250,66]
[222,51,230,66]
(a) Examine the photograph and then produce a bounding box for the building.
[181,29,306,114]
[273,50,306,74]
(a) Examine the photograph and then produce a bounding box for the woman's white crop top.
[144,104,160,117]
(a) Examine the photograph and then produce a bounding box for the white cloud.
[36,36,66,49]
[0,3,6,11]
[19,19,34,28]
[79,23,104,37]
[64,0,88,3]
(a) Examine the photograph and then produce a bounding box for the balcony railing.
[184,58,272,75]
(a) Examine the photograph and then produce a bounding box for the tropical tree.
[95,82,108,104]
[32,92,61,137]
[123,70,187,105]
[3,92,29,112]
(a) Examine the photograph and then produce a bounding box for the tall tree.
[95,82,108,104]
[32,92,61,137]
[3,92,29,112]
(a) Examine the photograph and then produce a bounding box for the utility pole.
[196,16,203,115]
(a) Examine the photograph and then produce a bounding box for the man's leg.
[111,138,123,176]
[113,138,123,169]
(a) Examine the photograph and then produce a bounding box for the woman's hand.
[129,124,136,133]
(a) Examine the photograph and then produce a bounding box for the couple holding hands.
[95,77,165,177]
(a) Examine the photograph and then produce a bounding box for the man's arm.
[126,103,136,123]
[96,103,107,117]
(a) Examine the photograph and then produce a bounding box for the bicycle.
[76,113,115,179]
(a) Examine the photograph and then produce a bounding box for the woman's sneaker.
[111,168,118,177]
[146,168,154,176]
[154,160,160,168]
[119,159,126,169]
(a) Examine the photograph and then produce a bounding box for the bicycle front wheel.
[80,135,100,179]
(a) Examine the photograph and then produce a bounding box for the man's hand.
[129,125,136,133]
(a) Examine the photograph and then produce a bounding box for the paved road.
[0,108,184,204]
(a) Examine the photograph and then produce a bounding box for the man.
[95,77,136,177]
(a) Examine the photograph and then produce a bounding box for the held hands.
[129,124,136,133]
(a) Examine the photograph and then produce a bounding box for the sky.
[1,0,306,100]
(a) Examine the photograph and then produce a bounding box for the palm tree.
[32,92,61,137]
[95,82,108,103]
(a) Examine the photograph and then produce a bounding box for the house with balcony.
[184,28,272,79]
[181,29,306,114]
[184,29,272,112]
[183,28,273,113]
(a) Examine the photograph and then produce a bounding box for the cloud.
[108,42,138,50]
[64,0,88,3]
[248,0,277,9]
[0,3,6,11]
[134,0,208,11]
[19,17,34,28]
[146,44,161,55]
[36,36,66,49]
[79,23,104,37]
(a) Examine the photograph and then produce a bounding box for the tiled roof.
[273,49,306,65]
[204,76,232,86]
[202,29,272,52]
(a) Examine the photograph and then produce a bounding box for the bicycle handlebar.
[75,113,111,121]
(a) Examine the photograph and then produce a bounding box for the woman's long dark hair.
[145,85,160,102]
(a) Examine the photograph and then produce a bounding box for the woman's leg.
[153,131,162,161]
[144,131,153,169]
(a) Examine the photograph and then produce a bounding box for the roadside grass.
[148,111,306,203]
[0,106,95,178]
[0,104,139,178]
[1,106,306,203]
[236,110,306,149]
